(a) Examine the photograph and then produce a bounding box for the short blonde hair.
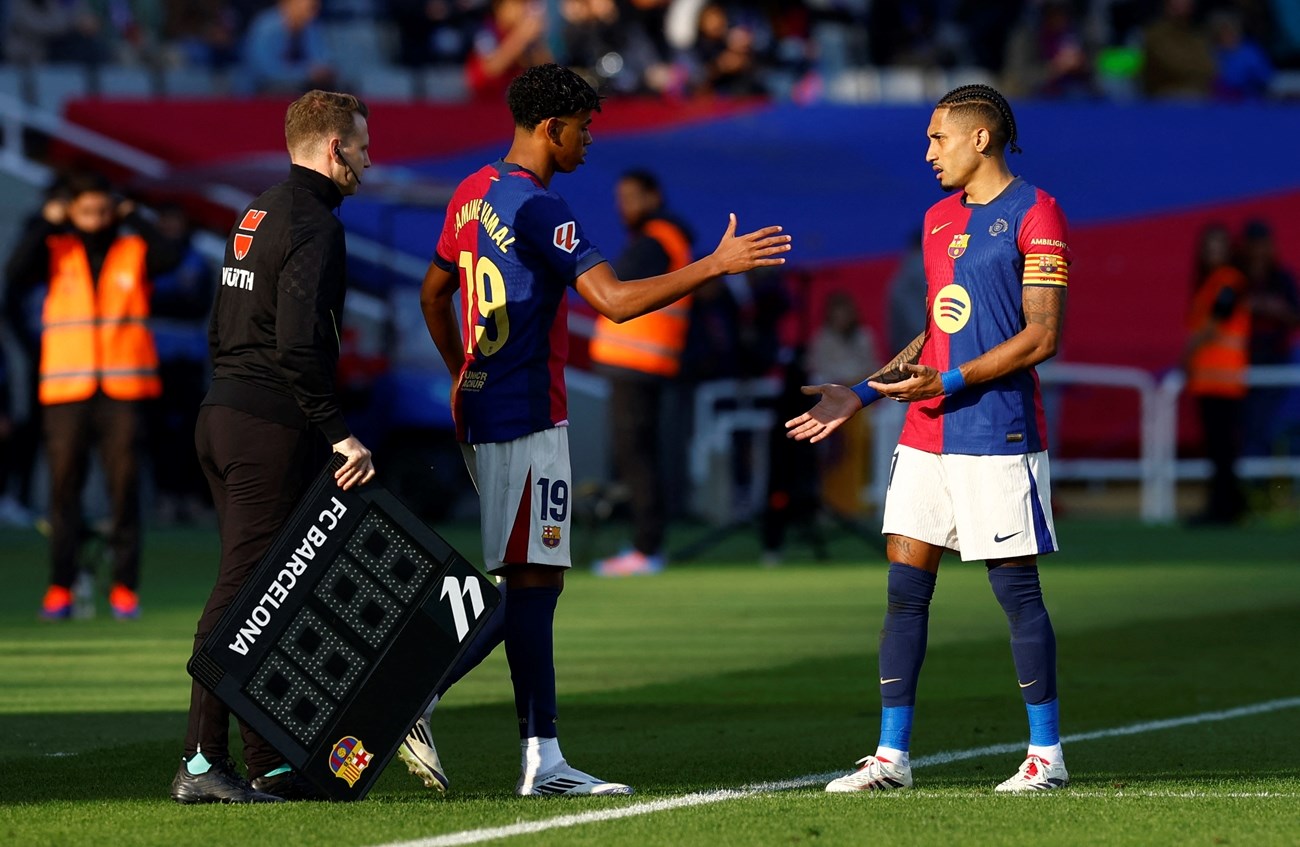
[284,90,369,158]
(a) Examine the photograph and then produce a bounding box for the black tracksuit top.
[204,165,351,444]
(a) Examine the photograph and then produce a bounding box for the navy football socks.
[987,565,1057,706]
[435,581,508,698]
[879,563,937,709]
[504,585,561,739]
[875,563,936,756]
[988,564,1061,750]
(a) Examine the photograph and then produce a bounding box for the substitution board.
[188,454,499,801]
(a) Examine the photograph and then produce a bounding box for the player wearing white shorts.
[788,84,1071,794]
[412,64,792,797]
[465,428,574,574]
[882,445,1056,563]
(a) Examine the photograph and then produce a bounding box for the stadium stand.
[31,65,90,113]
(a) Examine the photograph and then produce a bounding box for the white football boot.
[995,754,1069,792]
[398,717,449,792]
[825,755,913,792]
[517,760,634,796]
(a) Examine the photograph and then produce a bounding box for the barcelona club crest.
[947,233,970,259]
[1038,254,1060,274]
[329,735,372,788]
[541,525,562,549]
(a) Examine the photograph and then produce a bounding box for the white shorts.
[462,427,572,573]
[881,444,1057,562]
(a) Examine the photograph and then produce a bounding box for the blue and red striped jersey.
[433,160,606,444]
[900,177,1071,456]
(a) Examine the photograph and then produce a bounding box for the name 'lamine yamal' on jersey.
[901,177,1071,456]
[433,160,606,445]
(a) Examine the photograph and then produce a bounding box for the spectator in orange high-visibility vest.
[3,171,180,620]
[592,169,694,577]
[1184,223,1249,525]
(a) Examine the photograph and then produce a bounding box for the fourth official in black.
[171,89,376,805]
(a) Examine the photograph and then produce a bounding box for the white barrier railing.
[688,364,1300,527]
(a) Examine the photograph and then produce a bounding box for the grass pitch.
[1,517,1298,846]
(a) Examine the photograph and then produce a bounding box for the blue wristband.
[940,368,966,395]
[850,380,882,407]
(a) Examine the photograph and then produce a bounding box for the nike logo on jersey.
[880,677,903,685]
[930,221,952,235]
[993,531,1023,543]
[1018,679,1037,689]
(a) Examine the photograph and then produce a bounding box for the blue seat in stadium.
[0,66,25,103]
[354,66,417,101]
[96,66,156,98]
[422,67,469,103]
[161,66,222,98]
[826,68,882,104]
[323,20,395,69]
[33,65,91,113]
[879,67,929,103]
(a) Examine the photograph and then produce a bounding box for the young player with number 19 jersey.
[411,63,792,797]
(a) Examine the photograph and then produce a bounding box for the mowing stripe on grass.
[370,696,1300,847]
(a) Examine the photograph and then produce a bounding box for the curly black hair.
[506,64,603,130]
[936,84,1021,154]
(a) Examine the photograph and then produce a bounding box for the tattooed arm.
[958,286,1065,383]
[865,331,927,382]
[863,286,1065,403]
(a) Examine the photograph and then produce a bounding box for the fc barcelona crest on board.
[329,736,372,788]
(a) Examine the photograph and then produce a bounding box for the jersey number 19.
[459,250,510,356]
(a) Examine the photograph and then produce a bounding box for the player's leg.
[987,556,1067,791]
[828,446,953,793]
[400,443,496,791]
[501,429,632,795]
[400,578,506,791]
[947,451,1067,791]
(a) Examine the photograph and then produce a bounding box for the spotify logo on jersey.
[932,284,972,334]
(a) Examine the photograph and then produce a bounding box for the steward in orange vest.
[1186,264,1249,400]
[39,230,161,404]
[1184,246,1249,525]
[589,217,693,376]
[591,170,694,576]
[3,172,181,620]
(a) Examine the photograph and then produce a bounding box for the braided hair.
[935,84,1021,155]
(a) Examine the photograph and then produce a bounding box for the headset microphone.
[335,145,361,186]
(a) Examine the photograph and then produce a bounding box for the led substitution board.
[189,454,498,800]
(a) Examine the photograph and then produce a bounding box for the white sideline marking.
[367,696,1300,847]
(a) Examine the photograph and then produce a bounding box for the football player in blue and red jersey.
[410,63,791,796]
[788,85,1071,793]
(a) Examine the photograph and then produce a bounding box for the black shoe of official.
[170,757,285,804]
[251,769,328,801]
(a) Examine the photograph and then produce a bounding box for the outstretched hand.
[711,213,792,275]
[784,383,862,443]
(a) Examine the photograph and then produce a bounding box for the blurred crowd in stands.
[1,0,1297,101]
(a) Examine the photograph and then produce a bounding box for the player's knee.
[885,561,937,614]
